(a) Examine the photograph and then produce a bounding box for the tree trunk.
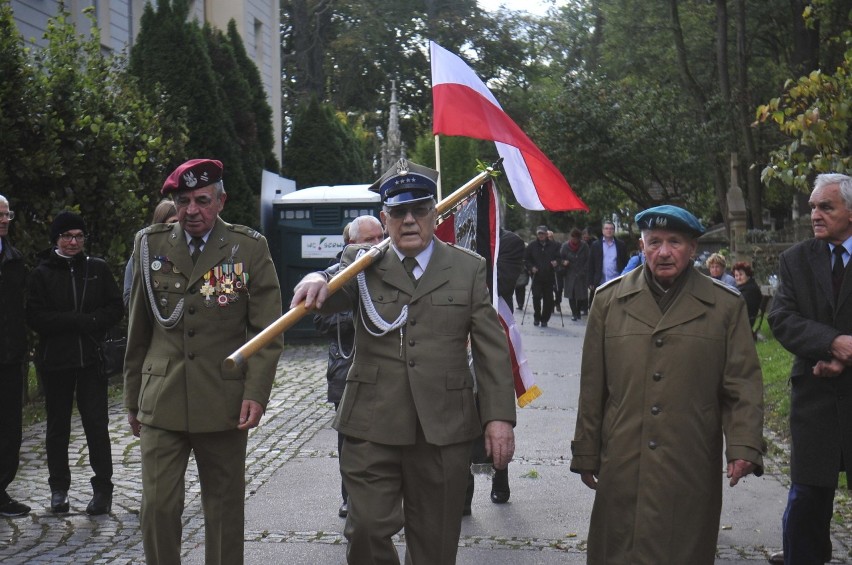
[736,0,762,228]
[669,0,728,220]
[789,0,820,75]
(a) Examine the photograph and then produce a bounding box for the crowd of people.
[2,166,850,565]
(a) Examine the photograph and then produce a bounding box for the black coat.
[768,238,852,487]
[737,276,763,326]
[0,238,27,365]
[524,238,560,281]
[497,229,525,300]
[27,249,124,372]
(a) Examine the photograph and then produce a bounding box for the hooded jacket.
[27,248,123,372]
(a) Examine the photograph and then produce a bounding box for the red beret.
[161,159,223,195]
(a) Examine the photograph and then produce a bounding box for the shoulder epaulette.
[228,224,261,240]
[596,273,625,293]
[708,276,741,296]
[143,223,174,236]
[447,242,483,260]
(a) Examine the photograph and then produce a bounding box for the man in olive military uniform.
[292,158,516,565]
[124,159,283,565]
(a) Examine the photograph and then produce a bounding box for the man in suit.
[588,220,628,303]
[292,158,516,565]
[768,173,852,565]
[124,159,283,565]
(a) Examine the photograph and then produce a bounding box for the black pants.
[514,285,526,310]
[531,275,554,323]
[42,366,113,494]
[0,363,24,503]
[334,402,348,504]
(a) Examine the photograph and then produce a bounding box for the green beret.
[635,205,704,237]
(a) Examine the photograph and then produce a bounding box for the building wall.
[10,0,282,164]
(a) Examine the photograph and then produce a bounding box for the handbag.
[97,332,127,376]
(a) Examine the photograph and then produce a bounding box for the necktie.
[403,256,418,286]
[832,244,846,298]
[191,236,204,264]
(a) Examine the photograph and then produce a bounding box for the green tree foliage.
[129,0,271,228]
[0,1,183,269]
[282,96,372,188]
[756,12,852,196]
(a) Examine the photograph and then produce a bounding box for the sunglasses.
[386,205,434,220]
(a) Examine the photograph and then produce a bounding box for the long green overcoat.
[571,267,765,565]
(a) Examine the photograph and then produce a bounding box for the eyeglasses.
[59,232,86,242]
[0,211,14,220]
[386,205,434,220]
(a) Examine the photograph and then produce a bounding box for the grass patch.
[755,320,793,440]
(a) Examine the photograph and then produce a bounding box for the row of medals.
[151,257,248,307]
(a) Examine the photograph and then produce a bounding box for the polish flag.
[430,41,587,212]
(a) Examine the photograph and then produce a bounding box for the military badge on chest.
[200,245,249,307]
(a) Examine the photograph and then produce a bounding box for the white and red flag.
[430,41,587,212]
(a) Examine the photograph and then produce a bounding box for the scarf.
[644,263,693,314]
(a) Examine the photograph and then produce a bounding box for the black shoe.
[766,551,783,564]
[490,468,510,504]
[533,320,540,326]
[541,322,547,328]
[0,499,31,517]
[338,501,348,518]
[555,304,561,312]
[51,490,69,513]
[86,492,111,516]
[571,316,579,321]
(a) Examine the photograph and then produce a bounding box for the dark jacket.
[0,238,27,365]
[588,237,628,287]
[497,229,525,300]
[768,238,852,487]
[314,309,355,404]
[27,249,123,372]
[524,238,560,281]
[737,276,763,326]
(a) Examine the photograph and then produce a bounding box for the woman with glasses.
[26,211,123,516]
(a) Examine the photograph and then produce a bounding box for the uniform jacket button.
[648,440,658,450]
[655,338,664,347]
[187,329,195,337]
[188,352,195,360]
[188,306,196,315]
[653,372,662,381]
[651,405,661,415]
[409,319,416,326]
[408,339,415,346]
[408,360,415,367]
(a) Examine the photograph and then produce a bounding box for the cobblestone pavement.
[0,344,331,564]
[2,337,852,564]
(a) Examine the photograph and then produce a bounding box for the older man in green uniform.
[292,158,516,565]
[124,159,283,565]
[571,205,765,565]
